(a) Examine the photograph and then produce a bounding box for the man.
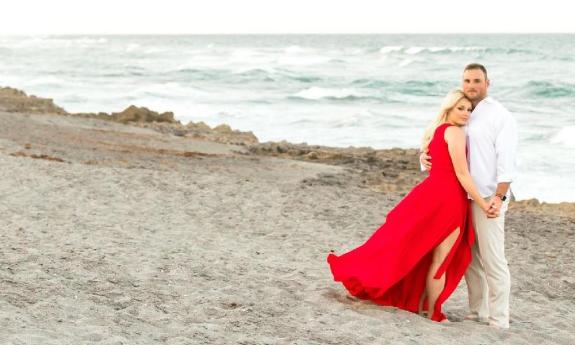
[420,63,518,329]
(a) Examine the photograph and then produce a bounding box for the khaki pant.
[464,198,511,328]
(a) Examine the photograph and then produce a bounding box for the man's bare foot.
[488,320,509,329]
[464,313,489,323]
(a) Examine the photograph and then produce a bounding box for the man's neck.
[472,95,488,108]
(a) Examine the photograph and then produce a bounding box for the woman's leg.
[426,227,460,319]
[418,290,427,316]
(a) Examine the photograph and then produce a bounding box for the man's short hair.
[464,63,488,80]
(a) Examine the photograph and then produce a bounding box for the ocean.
[1,34,574,202]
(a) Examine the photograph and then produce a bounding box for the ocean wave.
[526,81,575,98]
[232,68,276,82]
[227,49,276,65]
[233,67,325,83]
[100,70,147,78]
[288,75,322,83]
[351,79,390,88]
[238,67,323,83]
[377,45,534,56]
[27,76,67,87]
[291,87,364,100]
[125,43,140,53]
[233,66,275,74]
[329,116,364,128]
[276,56,332,66]
[5,36,109,49]
[492,47,534,54]
[231,49,257,58]
[346,79,445,97]
[289,88,387,103]
[74,37,109,45]
[398,59,415,67]
[129,82,206,99]
[284,45,306,54]
[399,80,446,96]
[329,109,381,128]
[289,110,376,128]
[168,68,225,81]
[378,45,486,55]
[379,46,403,54]
[406,47,425,55]
[169,66,323,84]
[550,127,575,148]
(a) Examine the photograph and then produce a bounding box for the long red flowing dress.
[327,123,475,321]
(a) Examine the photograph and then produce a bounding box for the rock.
[111,105,177,124]
[0,87,67,115]
[276,143,288,154]
[186,121,211,131]
[307,151,318,160]
[214,124,232,133]
[524,198,541,207]
[248,141,423,194]
[1,86,260,145]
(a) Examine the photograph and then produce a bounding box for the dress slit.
[433,227,463,280]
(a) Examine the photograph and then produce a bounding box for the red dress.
[327,123,474,321]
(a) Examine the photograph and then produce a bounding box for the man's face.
[462,69,489,103]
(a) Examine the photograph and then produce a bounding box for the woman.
[327,90,491,322]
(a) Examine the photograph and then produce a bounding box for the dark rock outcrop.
[0,87,258,146]
[249,141,424,195]
[0,87,67,115]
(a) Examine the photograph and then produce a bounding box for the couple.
[327,63,518,329]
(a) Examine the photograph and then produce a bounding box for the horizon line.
[1,32,574,36]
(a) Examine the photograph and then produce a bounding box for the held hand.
[419,152,432,171]
[485,197,503,218]
[480,200,492,215]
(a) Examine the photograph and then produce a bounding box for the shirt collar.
[481,96,495,104]
[474,96,494,110]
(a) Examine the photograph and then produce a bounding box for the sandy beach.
[0,88,574,344]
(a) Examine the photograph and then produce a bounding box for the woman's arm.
[444,126,490,213]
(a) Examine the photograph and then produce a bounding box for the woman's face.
[447,98,472,126]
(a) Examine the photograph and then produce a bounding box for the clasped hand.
[481,197,502,218]
[420,152,501,218]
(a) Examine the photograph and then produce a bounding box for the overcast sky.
[0,0,573,35]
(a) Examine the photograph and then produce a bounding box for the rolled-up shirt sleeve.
[495,112,518,183]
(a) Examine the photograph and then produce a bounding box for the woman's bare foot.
[345,293,360,301]
[418,291,428,317]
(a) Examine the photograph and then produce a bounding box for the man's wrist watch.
[495,193,507,201]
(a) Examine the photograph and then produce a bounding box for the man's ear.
[486,79,490,88]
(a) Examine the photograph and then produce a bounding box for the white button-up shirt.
[466,96,518,198]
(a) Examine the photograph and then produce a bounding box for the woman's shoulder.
[444,123,463,132]
[438,122,461,134]
[435,122,453,133]
[444,125,465,141]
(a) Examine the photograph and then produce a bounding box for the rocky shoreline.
[1,86,568,212]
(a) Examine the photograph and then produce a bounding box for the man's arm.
[495,112,518,185]
[486,182,511,217]
[419,151,431,171]
[495,182,511,198]
[487,111,518,217]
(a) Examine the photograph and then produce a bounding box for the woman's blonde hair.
[420,89,470,153]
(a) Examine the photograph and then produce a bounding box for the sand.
[0,107,574,344]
